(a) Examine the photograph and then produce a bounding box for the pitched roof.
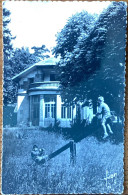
[35,57,59,65]
[12,57,59,80]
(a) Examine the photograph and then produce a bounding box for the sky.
[4,1,111,52]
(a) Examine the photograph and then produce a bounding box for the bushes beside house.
[3,104,17,127]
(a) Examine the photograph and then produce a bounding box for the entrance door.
[31,95,40,126]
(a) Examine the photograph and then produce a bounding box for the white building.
[13,57,93,128]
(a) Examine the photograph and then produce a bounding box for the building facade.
[13,57,93,128]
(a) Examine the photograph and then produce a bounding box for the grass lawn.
[2,127,124,194]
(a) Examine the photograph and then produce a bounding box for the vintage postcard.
[2,1,127,194]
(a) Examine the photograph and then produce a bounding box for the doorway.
[31,95,40,126]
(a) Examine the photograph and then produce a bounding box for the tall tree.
[53,11,97,58]
[53,2,126,115]
[3,7,15,105]
[11,47,37,74]
[52,11,98,103]
[83,2,126,116]
[3,7,15,59]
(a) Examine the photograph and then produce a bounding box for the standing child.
[96,96,113,139]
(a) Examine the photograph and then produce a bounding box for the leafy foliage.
[32,45,50,60]
[3,8,15,59]
[53,11,97,58]
[11,47,37,74]
[85,2,127,115]
[4,45,50,104]
[3,7,15,105]
[53,2,126,115]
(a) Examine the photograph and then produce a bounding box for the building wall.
[19,71,37,86]
[16,91,92,128]
[38,94,72,128]
[17,94,29,126]
[16,67,93,128]
[19,68,54,87]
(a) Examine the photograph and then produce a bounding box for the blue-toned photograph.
[2,1,127,194]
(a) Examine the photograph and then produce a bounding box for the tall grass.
[2,128,123,194]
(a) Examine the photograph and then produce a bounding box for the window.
[61,105,66,118]
[45,103,56,118]
[44,95,56,118]
[51,104,56,118]
[61,104,72,119]
[45,104,50,118]
[50,74,56,81]
[67,106,71,118]
[29,78,34,84]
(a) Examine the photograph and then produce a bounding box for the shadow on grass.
[45,118,124,145]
